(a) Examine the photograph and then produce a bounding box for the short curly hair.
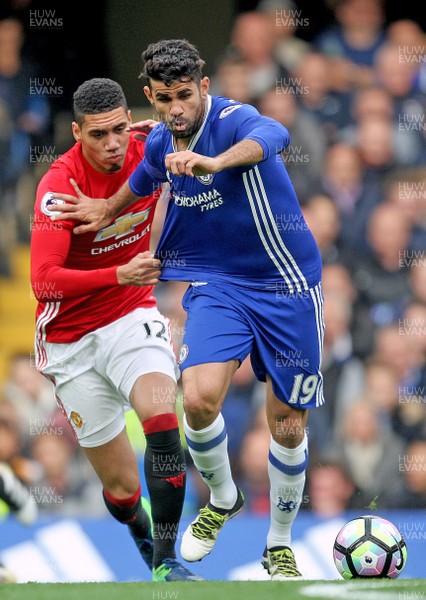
[73,78,128,125]
[140,39,205,87]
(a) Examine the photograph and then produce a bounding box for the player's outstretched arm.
[165,110,290,176]
[165,139,264,177]
[31,219,162,300]
[50,179,139,235]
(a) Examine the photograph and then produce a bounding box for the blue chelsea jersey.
[129,95,322,292]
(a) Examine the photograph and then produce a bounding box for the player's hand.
[116,251,161,286]
[165,151,219,177]
[49,179,112,234]
[127,119,160,140]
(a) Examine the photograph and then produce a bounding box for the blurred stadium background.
[0,0,425,583]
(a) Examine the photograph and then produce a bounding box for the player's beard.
[166,104,206,139]
[107,163,122,173]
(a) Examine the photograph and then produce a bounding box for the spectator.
[321,263,357,307]
[384,168,426,253]
[313,0,387,92]
[257,88,327,201]
[354,117,399,178]
[293,52,353,146]
[399,299,426,390]
[386,19,426,94]
[30,428,106,517]
[0,403,38,529]
[339,86,423,167]
[361,355,425,444]
[331,399,405,509]
[225,10,290,102]
[409,262,426,305]
[374,40,424,110]
[345,85,394,124]
[388,440,426,508]
[321,262,370,359]
[373,41,426,165]
[210,56,254,105]
[402,300,426,360]
[349,202,413,338]
[387,19,426,52]
[2,353,57,452]
[302,194,342,265]
[0,411,32,483]
[0,16,50,272]
[373,324,423,393]
[304,458,356,518]
[257,0,312,73]
[362,356,400,424]
[0,460,38,583]
[320,142,378,254]
[392,396,426,447]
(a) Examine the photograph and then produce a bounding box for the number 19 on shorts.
[289,373,319,405]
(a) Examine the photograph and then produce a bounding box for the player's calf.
[103,484,153,571]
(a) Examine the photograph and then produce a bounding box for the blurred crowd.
[0,0,425,523]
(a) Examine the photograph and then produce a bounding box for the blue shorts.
[179,281,325,409]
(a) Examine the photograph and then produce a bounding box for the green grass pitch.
[1,579,425,600]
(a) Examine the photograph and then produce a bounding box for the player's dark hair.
[73,78,128,125]
[140,39,205,87]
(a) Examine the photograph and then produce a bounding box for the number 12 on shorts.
[142,319,168,342]
[289,373,319,405]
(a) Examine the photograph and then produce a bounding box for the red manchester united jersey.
[31,134,160,349]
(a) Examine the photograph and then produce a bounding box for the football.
[333,515,408,579]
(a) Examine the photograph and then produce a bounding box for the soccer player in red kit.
[30,78,201,582]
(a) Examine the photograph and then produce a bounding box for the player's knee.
[103,473,140,499]
[269,407,306,448]
[183,387,219,423]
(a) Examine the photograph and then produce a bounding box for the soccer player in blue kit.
[51,39,325,580]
